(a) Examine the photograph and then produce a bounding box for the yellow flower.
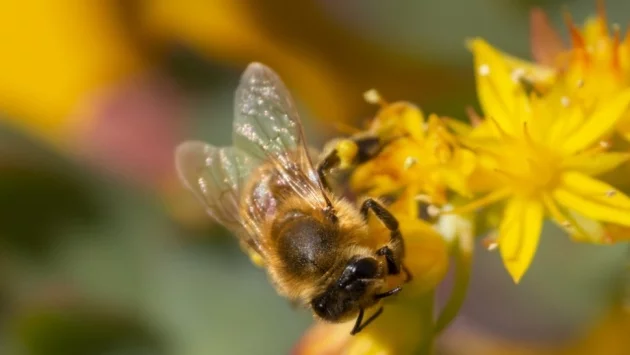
[349,98,477,206]
[457,38,630,283]
[296,95,481,354]
[509,0,630,141]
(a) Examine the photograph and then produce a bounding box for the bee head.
[310,256,385,322]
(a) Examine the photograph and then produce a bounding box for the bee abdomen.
[274,212,338,278]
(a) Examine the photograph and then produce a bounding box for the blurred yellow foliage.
[0,0,467,155]
[0,0,143,148]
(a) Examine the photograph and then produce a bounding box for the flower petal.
[546,103,585,148]
[565,210,607,243]
[541,193,606,243]
[398,216,449,295]
[498,197,544,283]
[371,102,426,142]
[529,7,566,67]
[604,224,630,243]
[469,38,521,135]
[561,89,630,153]
[562,152,630,176]
[443,117,474,136]
[553,171,630,226]
[616,115,630,142]
[582,15,608,44]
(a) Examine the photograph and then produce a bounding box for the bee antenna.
[350,307,384,335]
[374,286,403,300]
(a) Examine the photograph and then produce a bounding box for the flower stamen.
[487,115,512,140]
[522,121,536,147]
[579,141,610,156]
[577,78,585,88]
[443,188,511,216]
[564,10,587,52]
[415,194,432,204]
[482,234,499,251]
[478,64,490,76]
[427,204,441,218]
[363,89,388,107]
[493,168,532,186]
[465,106,483,127]
[332,121,362,135]
[511,68,526,83]
[542,193,570,228]
[404,156,418,170]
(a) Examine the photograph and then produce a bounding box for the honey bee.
[175,63,411,335]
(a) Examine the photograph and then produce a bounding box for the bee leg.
[360,199,400,235]
[361,198,407,273]
[317,136,382,191]
[376,246,401,275]
[351,136,382,164]
[316,149,341,192]
[350,306,384,335]
[375,248,413,283]
[350,308,365,335]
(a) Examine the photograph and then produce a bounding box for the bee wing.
[175,141,264,255]
[233,62,329,210]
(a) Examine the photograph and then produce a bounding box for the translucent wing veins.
[175,62,332,261]
[233,62,329,210]
[175,141,262,253]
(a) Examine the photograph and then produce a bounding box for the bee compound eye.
[344,280,367,294]
[352,258,378,280]
[311,293,327,312]
[310,294,334,320]
[311,290,353,322]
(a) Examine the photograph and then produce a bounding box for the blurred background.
[0,0,629,354]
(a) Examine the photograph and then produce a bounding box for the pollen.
[363,89,384,106]
[336,139,359,169]
[414,194,432,204]
[561,96,571,107]
[511,68,525,83]
[478,64,490,76]
[404,156,418,170]
[427,204,441,218]
[482,235,498,251]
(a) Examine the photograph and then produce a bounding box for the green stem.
[417,290,435,355]
[433,235,473,335]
